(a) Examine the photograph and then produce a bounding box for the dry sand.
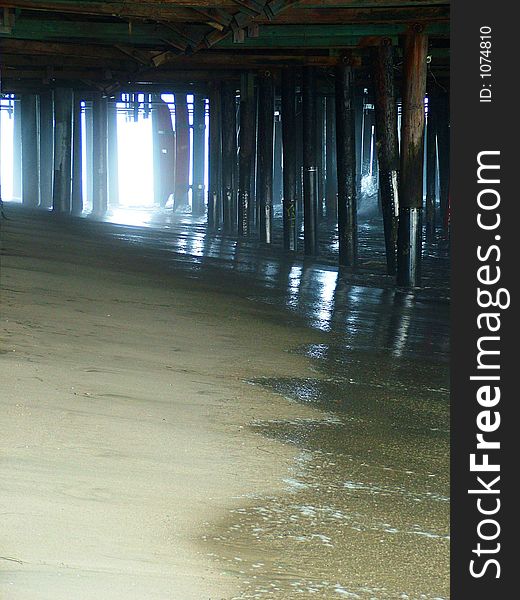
[0,212,323,600]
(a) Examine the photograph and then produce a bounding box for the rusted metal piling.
[302,66,318,256]
[373,40,400,275]
[281,68,298,251]
[397,29,428,287]
[335,59,357,267]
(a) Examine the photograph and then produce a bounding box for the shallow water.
[3,204,450,599]
[90,208,453,600]
[101,207,450,598]
[212,349,449,598]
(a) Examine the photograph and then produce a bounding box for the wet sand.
[1,207,449,599]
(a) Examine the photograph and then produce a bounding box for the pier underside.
[1,1,450,598]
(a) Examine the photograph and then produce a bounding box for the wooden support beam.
[39,90,54,208]
[195,8,234,28]
[281,67,297,251]
[257,70,274,244]
[0,38,143,64]
[146,51,338,69]
[196,0,308,52]
[221,81,237,231]
[0,3,450,30]
[113,44,153,67]
[159,23,198,52]
[52,87,73,213]
[0,51,135,72]
[335,58,357,267]
[192,94,206,217]
[71,92,83,215]
[215,22,448,48]
[237,73,255,236]
[92,92,108,215]
[397,28,428,287]
[208,81,222,230]
[174,92,190,209]
[259,6,450,25]
[0,1,209,22]
[372,40,399,275]
[232,0,265,17]
[0,19,205,45]
[21,93,40,207]
[299,0,449,7]
[1,40,340,74]
[302,65,318,256]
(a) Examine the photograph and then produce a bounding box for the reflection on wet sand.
[5,206,449,598]
[100,208,449,599]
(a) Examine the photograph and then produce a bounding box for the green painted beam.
[0,19,206,45]
[0,18,449,44]
[216,22,449,48]
[0,1,207,22]
[302,1,448,6]
[2,0,449,6]
[246,23,448,36]
[217,34,399,48]
[1,0,237,6]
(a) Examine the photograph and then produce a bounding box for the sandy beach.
[1,208,449,599]
[0,209,324,599]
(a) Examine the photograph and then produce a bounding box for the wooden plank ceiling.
[0,1,450,93]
